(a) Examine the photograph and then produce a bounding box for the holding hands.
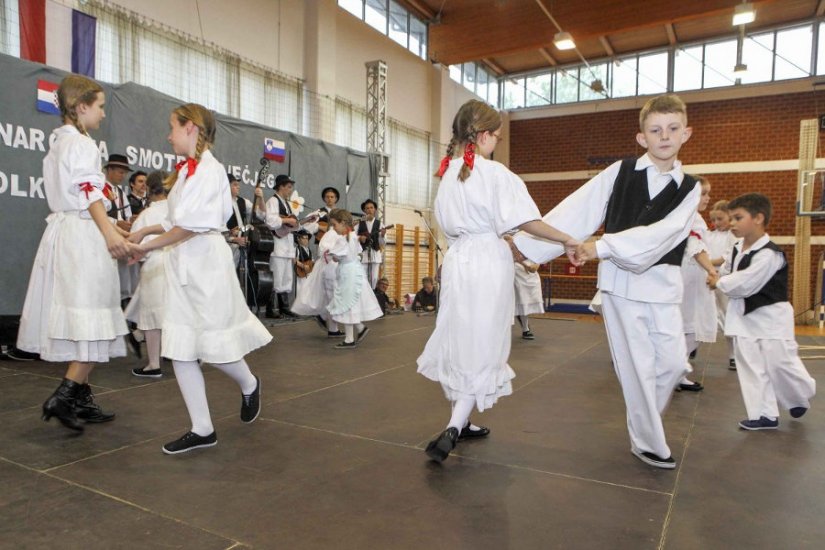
[706,271,720,290]
[574,241,597,264]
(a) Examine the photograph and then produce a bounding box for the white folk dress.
[417,157,541,411]
[124,200,169,331]
[705,228,737,331]
[17,125,128,362]
[291,227,339,316]
[680,213,717,343]
[161,150,272,363]
[514,261,544,316]
[327,231,383,324]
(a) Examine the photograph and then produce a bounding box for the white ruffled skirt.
[125,250,167,330]
[417,233,516,412]
[17,211,127,362]
[162,233,272,363]
[328,260,382,324]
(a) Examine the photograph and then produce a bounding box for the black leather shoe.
[356,326,370,344]
[631,449,676,469]
[459,424,490,440]
[425,427,459,462]
[790,407,808,418]
[677,381,704,392]
[42,378,84,431]
[75,384,116,423]
[334,341,358,349]
[315,315,328,331]
[522,330,535,340]
[327,330,345,338]
[241,376,261,423]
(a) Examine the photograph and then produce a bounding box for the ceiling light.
[732,3,755,26]
[734,63,748,75]
[553,31,575,50]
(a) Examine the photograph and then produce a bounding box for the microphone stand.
[415,210,443,299]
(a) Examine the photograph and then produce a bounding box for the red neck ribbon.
[175,158,198,180]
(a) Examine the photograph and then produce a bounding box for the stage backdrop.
[0,53,376,315]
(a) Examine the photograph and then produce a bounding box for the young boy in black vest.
[707,193,815,430]
[514,94,700,469]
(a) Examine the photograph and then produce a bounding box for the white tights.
[518,315,530,332]
[145,329,161,370]
[447,397,476,432]
[343,323,365,343]
[172,358,257,436]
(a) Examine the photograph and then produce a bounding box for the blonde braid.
[194,129,207,162]
[458,129,476,182]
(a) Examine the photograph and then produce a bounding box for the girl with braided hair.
[417,99,580,462]
[129,103,272,454]
[18,74,136,432]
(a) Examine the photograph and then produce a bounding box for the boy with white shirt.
[708,193,815,430]
[514,94,700,469]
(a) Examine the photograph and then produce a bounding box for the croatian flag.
[19,0,97,77]
[264,138,286,163]
[36,80,60,115]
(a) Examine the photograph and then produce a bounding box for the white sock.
[519,316,530,332]
[172,360,213,436]
[447,397,476,432]
[145,329,161,370]
[324,314,338,332]
[212,358,257,395]
[355,322,364,332]
[344,324,354,343]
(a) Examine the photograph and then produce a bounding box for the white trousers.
[270,256,294,294]
[601,293,688,459]
[362,262,380,289]
[734,336,816,420]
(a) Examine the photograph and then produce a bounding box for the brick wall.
[511,90,825,309]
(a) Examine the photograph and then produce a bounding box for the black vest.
[296,244,312,262]
[604,159,698,266]
[731,241,788,314]
[107,186,129,220]
[227,196,248,230]
[358,218,382,251]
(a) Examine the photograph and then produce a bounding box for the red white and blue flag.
[19,0,97,78]
[36,79,61,115]
[264,138,286,163]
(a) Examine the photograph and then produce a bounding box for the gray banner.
[0,53,376,315]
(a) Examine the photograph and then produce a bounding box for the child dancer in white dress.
[706,199,738,369]
[17,75,135,432]
[325,209,383,348]
[129,104,272,454]
[513,257,544,340]
[125,171,168,378]
[417,100,579,462]
[677,176,717,392]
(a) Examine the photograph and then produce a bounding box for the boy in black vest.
[514,94,700,469]
[708,193,815,430]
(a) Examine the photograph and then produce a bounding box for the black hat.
[227,173,240,184]
[321,187,340,201]
[274,174,295,189]
[104,153,131,171]
[295,229,311,238]
[361,199,377,212]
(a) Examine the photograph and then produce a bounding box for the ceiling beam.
[396,0,436,22]
[599,36,615,56]
[482,58,505,76]
[817,0,825,17]
[539,48,558,66]
[665,23,677,45]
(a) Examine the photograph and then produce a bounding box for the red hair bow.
[463,143,475,171]
[436,155,451,177]
[175,158,198,180]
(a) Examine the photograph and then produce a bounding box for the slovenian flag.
[264,138,286,163]
[19,0,97,77]
[36,80,61,115]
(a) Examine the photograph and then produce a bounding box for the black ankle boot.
[278,292,297,317]
[42,378,84,432]
[75,384,115,423]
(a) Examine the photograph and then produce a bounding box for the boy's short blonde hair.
[639,94,687,131]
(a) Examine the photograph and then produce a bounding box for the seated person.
[374,277,398,315]
[413,276,438,313]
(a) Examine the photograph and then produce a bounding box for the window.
[364,0,388,34]
[526,73,553,106]
[703,39,737,88]
[0,0,20,57]
[487,78,499,107]
[775,26,812,80]
[449,64,462,83]
[339,0,363,18]
[579,62,607,101]
[637,52,668,95]
[462,61,476,94]
[503,77,525,109]
[556,69,578,103]
[611,57,637,97]
[409,14,427,59]
[388,1,408,48]
[742,32,774,84]
[674,46,703,91]
[476,67,489,102]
